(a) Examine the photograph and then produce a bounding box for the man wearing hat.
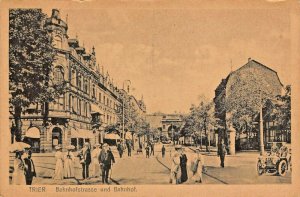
[99,143,115,184]
[24,150,36,185]
[80,142,91,179]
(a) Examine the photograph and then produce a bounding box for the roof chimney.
[248,57,251,62]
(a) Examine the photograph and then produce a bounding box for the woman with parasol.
[53,145,64,180]
[11,150,26,185]
[64,145,75,178]
[10,141,31,185]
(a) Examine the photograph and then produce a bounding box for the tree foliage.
[9,9,62,140]
[183,96,216,139]
[225,67,281,132]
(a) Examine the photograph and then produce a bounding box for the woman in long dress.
[64,146,75,178]
[91,144,101,178]
[12,151,26,185]
[191,148,204,183]
[53,145,64,180]
[180,149,188,183]
[170,145,182,184]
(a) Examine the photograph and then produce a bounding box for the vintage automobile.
[257,142,291,176]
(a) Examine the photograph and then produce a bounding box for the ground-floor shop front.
[10,117,107,152]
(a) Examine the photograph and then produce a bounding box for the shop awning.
[105,133,121,140]
[91,103,102,114]
[25,127,40,138]
[70,128,81,138]
[71,128,94,139]
[77,129,94,139]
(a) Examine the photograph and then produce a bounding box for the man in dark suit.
[99,143,115,184]
[218,140,227,168]
[24,150,36,185]
[81,142,91,179]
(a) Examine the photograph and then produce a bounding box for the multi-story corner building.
[213,58,286,151]
[9,9,139,152]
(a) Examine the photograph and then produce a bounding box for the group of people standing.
[170,145,204,184]
[12,150,36,185]
[53,142,115,184]
[144,141,155,158]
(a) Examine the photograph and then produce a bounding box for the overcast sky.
[45,6,292,114]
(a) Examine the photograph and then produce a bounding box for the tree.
[9,9,61,141]
[274,85,291,131]
[184,96,216,151]
[225,67,282,153]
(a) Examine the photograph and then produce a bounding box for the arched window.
[53,35,62,48]
[54,66,64,84]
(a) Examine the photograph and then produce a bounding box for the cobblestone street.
[23,143,291,185]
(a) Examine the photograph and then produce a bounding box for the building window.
[92,85,96,98]
[103,95,106,104]
[78,98,81,115]
[83,79,88,93]
[77,73,82,90]
[53,66,64,84]
[69,94,72,111]
[71,70,76,85]
[107,98,109,106]
[99,93,102,102]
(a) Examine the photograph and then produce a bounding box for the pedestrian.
[91,143,101,178]
[180,148,188,183]
[150,142,155,156]
[64,145,75,178]
[169,145,181,184]
[80,142,91,179]
[53,145,64,180]
[24,150,36,185]
[127,142,132,157]
[190,148,204,183]
[145,145,150,158]
[162,145,166,158]
[117,142,123,158]
[99,143,115,184]
[218,140,227,168]
[12,150,26,185]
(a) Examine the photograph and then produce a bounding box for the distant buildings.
[214,58,288,151]
[146,113,183,138]
[9,9,146,152]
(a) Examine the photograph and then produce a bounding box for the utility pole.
[259,89,264,155]
[122,99,125,141]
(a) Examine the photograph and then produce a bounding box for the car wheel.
[278,160,287,176]
[257,161,264,176]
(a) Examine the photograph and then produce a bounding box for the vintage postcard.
[0,0,300,196]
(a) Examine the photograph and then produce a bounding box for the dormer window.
[53,35,62,48]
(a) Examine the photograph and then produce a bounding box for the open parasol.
[9,141,31,152]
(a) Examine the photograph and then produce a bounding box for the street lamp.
[122,80,131,141]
